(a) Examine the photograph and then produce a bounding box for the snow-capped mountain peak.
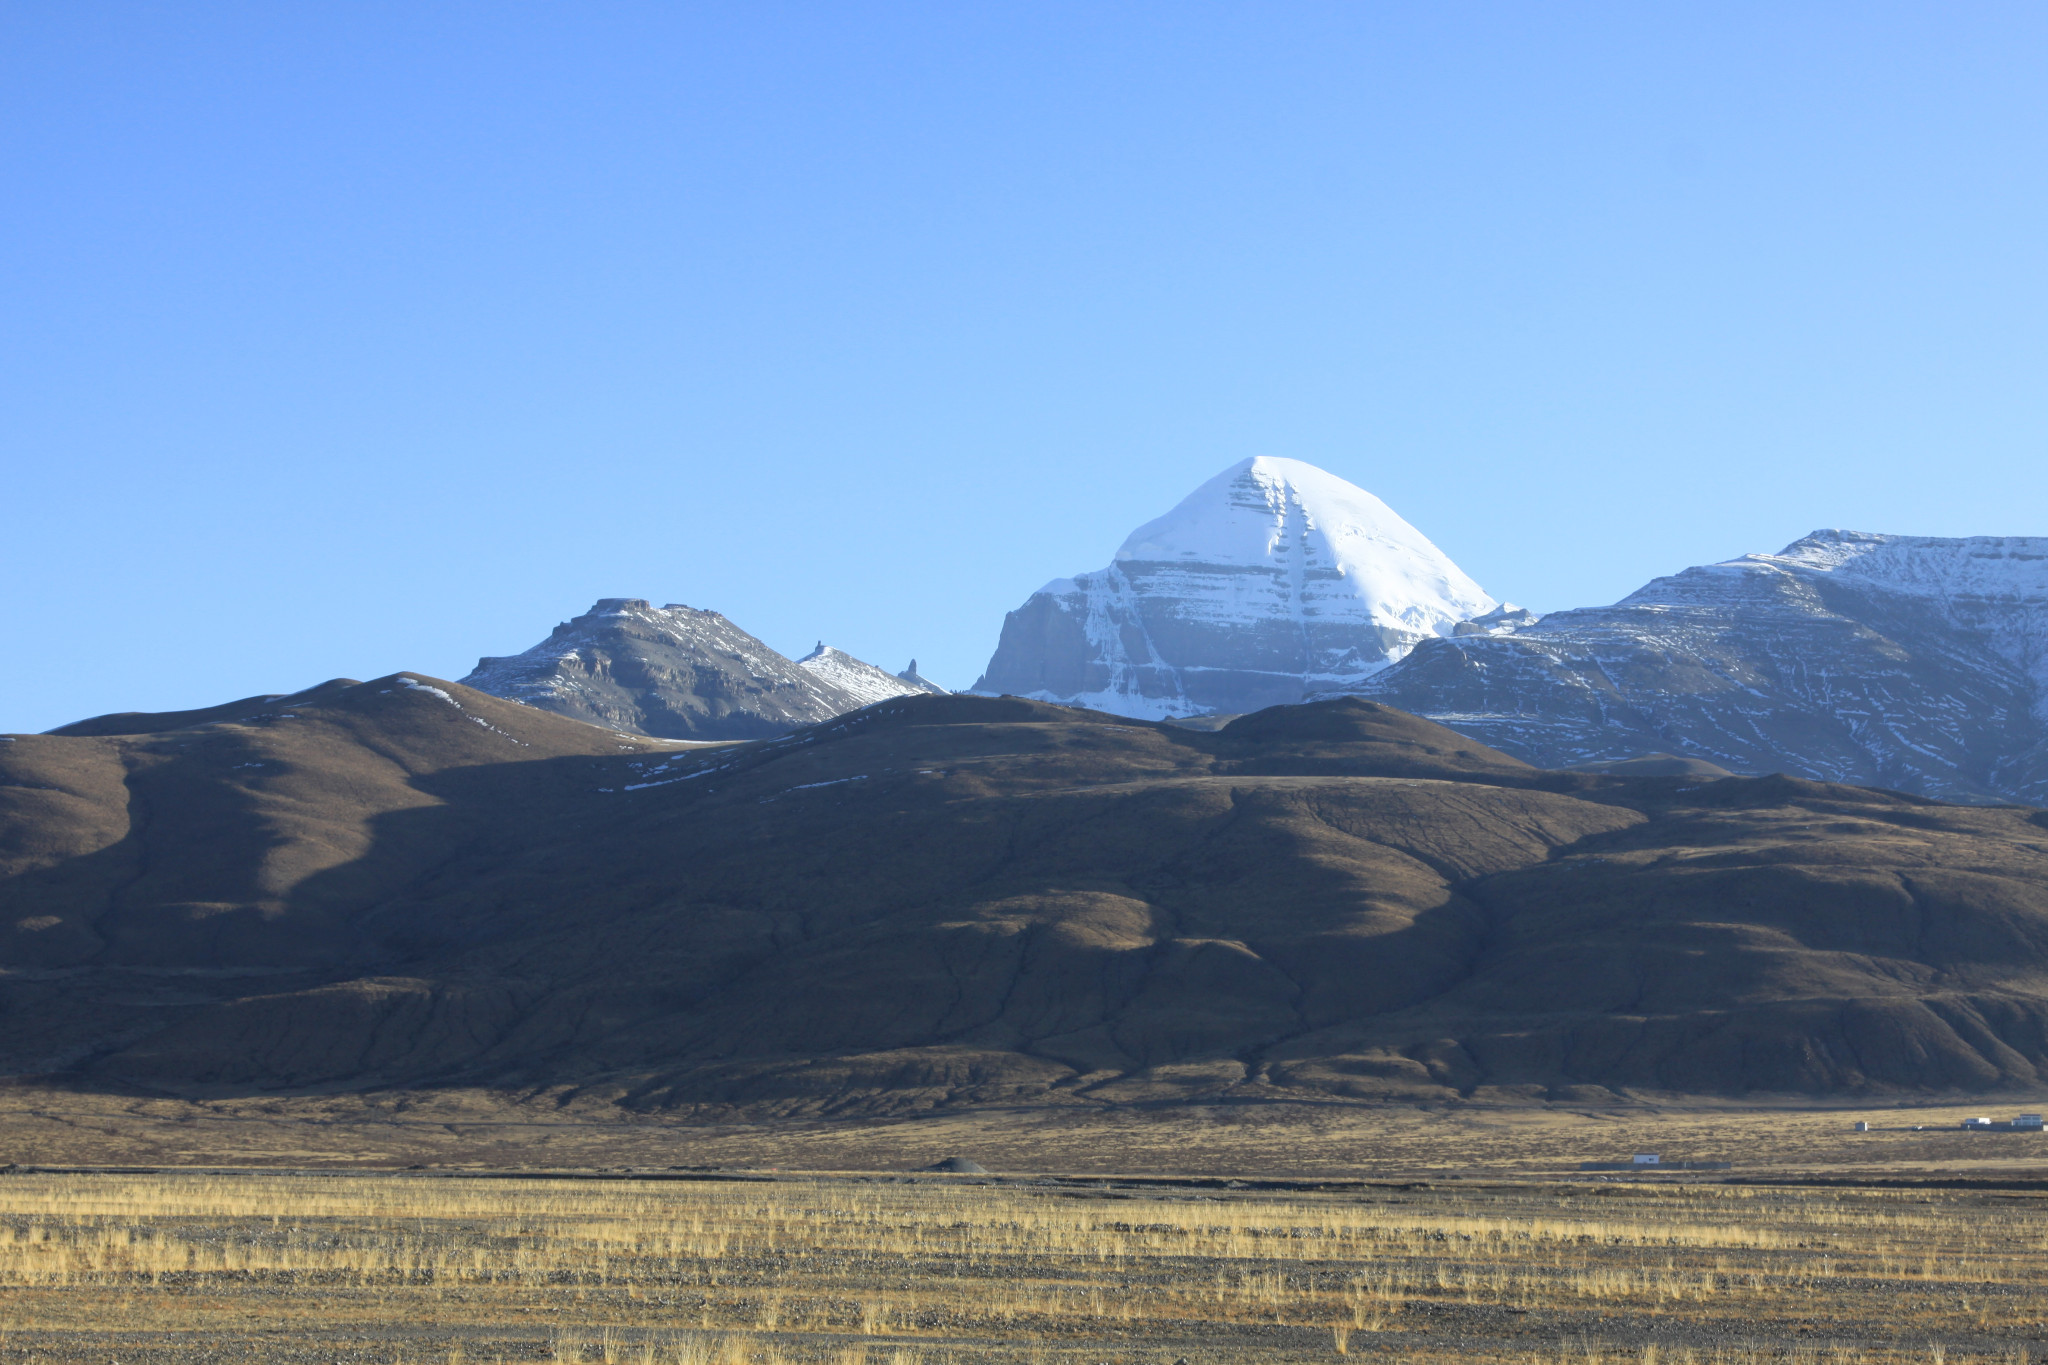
[976,456,1498,717]
[1113,456,1495,634]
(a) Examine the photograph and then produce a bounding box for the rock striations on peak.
[973,457,1496,717]
[1364,530,2048,805]
[461,599,918,740]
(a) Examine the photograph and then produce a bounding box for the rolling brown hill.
[4,680,2047,1110]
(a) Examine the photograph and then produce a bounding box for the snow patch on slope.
[1759,531,2048,725]
[396,676,458,705]
[1761,531,2048,601]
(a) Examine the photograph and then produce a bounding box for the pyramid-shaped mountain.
[974,457,1496,717]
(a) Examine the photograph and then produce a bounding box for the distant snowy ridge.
[1364,530,2048,805]
[975,456,1496,717]
[797,645,933,708]
[1766,532,2048,746]
[1760,532,2048,726]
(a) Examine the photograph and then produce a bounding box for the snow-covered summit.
[1111,456,1496,632]
[976,456,1498,717]
[797,644,931,708]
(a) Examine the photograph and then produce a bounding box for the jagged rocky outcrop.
[974,457,1496,717]
[896,659,948,695]
[1363,531,2048,805]
[796,644,937,708]
[462,599,911,740]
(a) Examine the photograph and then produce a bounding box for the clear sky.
[4,2,2045,732]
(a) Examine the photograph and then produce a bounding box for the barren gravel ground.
[3,1088,2048,1182]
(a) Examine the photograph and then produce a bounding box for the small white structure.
[1631,1153,1660,1166]
[2014,1114,2044,1130]
[1854,1121,1869,1132]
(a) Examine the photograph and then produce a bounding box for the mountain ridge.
[1363,529,2048,805]
[797,644,941,707]
[460,598,924,741]
[6,676,2048,1108]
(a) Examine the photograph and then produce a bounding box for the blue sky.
[4,2,2044,732]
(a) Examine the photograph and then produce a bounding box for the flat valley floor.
[4,1088,2048,1183]
[3,1092,2048,1363]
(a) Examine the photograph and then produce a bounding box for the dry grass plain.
[2,1092,2048,1362]
[3,1168,2048,1364]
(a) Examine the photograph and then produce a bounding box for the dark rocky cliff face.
[1362,531,2048,805]
[461,598,869,740]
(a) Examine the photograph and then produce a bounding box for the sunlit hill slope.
[4,679,2047,1110]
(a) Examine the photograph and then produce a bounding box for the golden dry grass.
[0,1171,2044,1363]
